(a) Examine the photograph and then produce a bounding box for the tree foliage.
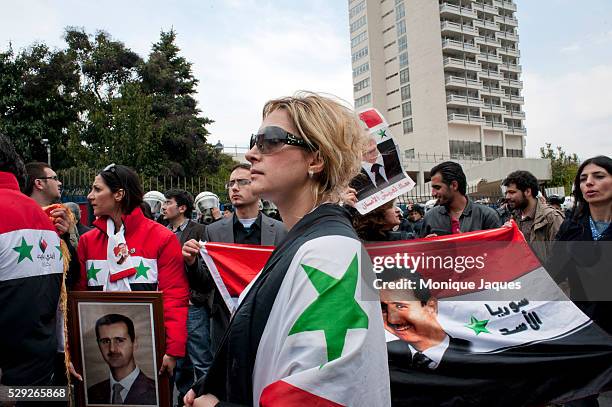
[0,28,229,179]
[540,143,580,195]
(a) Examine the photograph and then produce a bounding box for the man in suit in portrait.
[380,268,472,372]
[87,314,156,405]
[182,163,288,352]
[351,136,404,200]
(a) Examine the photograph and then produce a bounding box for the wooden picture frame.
[69,291,169,407]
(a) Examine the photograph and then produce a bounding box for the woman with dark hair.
[353,200,415,242]
[76,164,189,377]
[550,155,612,332]
[550,156,611,407]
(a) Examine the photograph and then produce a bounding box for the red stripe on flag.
[366,221,541,298]
[204,243,274,296]
[260,380,344,407]
[109,267,136,282]
[358,109,383,129]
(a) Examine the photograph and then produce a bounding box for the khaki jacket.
[515,200,565,263]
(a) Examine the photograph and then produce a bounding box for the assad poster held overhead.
[200,223,612,406]
[351,108,415,214]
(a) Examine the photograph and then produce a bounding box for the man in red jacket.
[0,134,64,386]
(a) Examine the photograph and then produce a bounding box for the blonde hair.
[262,91,366,204]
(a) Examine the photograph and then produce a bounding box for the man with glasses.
[88,314,156,405]
[182,163,287,352]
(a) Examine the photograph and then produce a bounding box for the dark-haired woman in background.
[76,164,189,378]
[550,156,612,407]
[353,199,415,242]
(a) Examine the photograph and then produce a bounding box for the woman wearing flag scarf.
[185,92,391,407]
[75,164,189,377]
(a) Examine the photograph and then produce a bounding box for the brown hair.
[352,200,396,241]
[262,91,365,204]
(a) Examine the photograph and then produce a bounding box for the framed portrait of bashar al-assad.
[69,292,170,407]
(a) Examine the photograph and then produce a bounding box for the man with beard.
[502,170,564,263]
[420,161,501,237]
[88,314,156,405]
[182,163,287,352]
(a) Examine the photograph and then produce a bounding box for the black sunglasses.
[250,126,316,155]
[102,163,123,189]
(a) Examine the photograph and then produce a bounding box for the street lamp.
[41,138,51,166]
[214,140,224,152]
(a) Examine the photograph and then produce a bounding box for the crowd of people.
[0,91,610,406]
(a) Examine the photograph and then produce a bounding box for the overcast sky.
[2,0,611,160]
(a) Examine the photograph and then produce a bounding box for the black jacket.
[548,213,612,334]
[179,220,208,305]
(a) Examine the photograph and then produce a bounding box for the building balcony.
[479,70,504,80]
[439,3,478,20]
[442,39,479,54]
[443,57,481,72]
[502,94,524,103]
[496,30,519,42]
[478,52,503,64]
[445,76,482,89]
[475,36,501,47]
[505,126,527,136]
[498,47,520,57]
[499,62,522,73]
[473,19,500,30]
[484,121,508,130]
[481,86,506,97]
[483,103,507,114]
[494,0,517,12]
[448,113,485,125]
[500,78,523,88]
[505,110,526,119]
[472,2,499,15]
[440,21,479,37]
[495,15,519,27]
[446,94,484,107]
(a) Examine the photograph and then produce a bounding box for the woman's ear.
[308,151,325,175]
[114,189,125,202]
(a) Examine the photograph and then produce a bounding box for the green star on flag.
[56,245,63,260]
[377,129,389,138]
[13,237,34,263]
[289,254,368,364]
[134,260,150,280]
[87,263,101,282]
[465,315,491,335]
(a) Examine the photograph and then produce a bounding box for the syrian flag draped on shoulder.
[200,222,612,406]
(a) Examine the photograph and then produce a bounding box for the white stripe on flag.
[0,229,63,281]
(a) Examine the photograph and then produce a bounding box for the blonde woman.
[185,93,390,406]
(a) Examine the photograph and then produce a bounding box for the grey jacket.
[419,198,502,237]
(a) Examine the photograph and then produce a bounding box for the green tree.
[139,30,217,177]
[540,143,580,195]
[0,43,80,167]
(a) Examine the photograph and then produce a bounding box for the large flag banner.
[200,223,612,406]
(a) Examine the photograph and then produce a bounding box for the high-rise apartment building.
[349,0,526,185]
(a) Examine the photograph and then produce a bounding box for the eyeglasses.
[37,175,60,181]
[249,126,316,155]
[225,179,251,189]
